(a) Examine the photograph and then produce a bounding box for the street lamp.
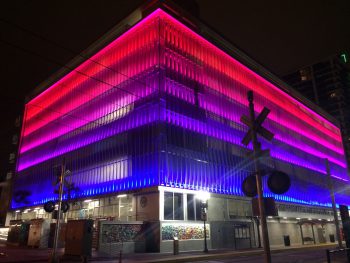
[196,191,210,253]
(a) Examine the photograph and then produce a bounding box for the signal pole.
[246,91,272,263]
[50,159,66,263]
[325,158,343,248]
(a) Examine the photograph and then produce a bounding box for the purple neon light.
[163,52,344,154]
[163,80,345,165]
[163,109,348,180]
[20,76,158,154]
[13,8,350,211]
[25,10,160,123]
[18,104,348,181]
[17,8,347,180]
[17,103,160,171]
[158,9,341,141]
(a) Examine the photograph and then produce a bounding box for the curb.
[0,243,338,263]
[111,244,338,263]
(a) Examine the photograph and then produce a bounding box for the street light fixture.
[196,191,210,253]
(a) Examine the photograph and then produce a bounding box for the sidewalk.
[0,242,339,263]
[92,243,339,263]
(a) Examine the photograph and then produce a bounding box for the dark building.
[283,54,350,170]
[0,116,21,226]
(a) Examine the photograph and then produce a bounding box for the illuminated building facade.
[10,2,350,251]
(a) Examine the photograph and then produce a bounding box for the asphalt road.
[1,239,347,263]
[189,247,349,263]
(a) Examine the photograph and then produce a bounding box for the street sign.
[241,107,274,146]
[267,171,291,194]
[44,201,55,213]
[246,149,270,160]
[242,175,257,197]
[241,90,273,263]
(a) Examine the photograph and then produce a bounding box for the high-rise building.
[0,116,21,226]
[7,1,350,252]
[283,54,350,170]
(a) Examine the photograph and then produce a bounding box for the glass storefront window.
[164,192,184,220]
[187,194,201,221]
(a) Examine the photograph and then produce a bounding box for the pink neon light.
[18,104,160,171]
[163,110,348,177]
[23,9,342,145]
[197,90,344,156]
[17,105,348,179]
[24,45,158,137]
[156,9,341,142]
[162,53,344,155]
[18,8,347,174]
[24,10,160,129]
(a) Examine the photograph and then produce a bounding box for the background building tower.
[283,54,350,170]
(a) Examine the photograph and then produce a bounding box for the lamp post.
[50,160,66,263]
[50,159,71,263]
[196,191,210,253]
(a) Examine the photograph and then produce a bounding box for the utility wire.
[0,17,218,135]
[0,38,142,101]
[19,102,136,155]
[0,37,152,124]
[0,19,153,135]
[0,17,149,96]
[0,38,153,139]
[1,19,336,173]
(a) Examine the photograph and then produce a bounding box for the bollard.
[119,250,122,263]
[173,237,179,255]
[326,249,330,263]
[283,235,290,247]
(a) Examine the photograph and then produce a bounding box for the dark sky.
[0,0,349,176]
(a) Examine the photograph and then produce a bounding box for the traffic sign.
[240,90,273,263]
[246,149,270,160]
[241,107,274,146]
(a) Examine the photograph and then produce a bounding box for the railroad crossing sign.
[240,90,275,263]
[241,90,274,263]
[241,91,274,147]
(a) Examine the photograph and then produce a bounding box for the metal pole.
[326,158,343,248]
[299,223,304,245]
[51,159,66,263]
[203,208,208,253]
[311,223,316,244]
[256,217,262,248]
[248,91,271,263]
[326,249,330,263]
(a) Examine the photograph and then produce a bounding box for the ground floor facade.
[4,186,340,254]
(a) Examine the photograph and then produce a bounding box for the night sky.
[0,0,349,177]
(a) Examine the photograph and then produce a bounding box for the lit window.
[187,194,202,221]
[12,135,18,145]
[164,192,184,220]
[88,200,99,209]
[340,53,348,63]
[9,153,16,163]
[300,68,311,81]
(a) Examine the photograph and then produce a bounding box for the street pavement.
[0,241,346,263]
[187,246,348,263]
